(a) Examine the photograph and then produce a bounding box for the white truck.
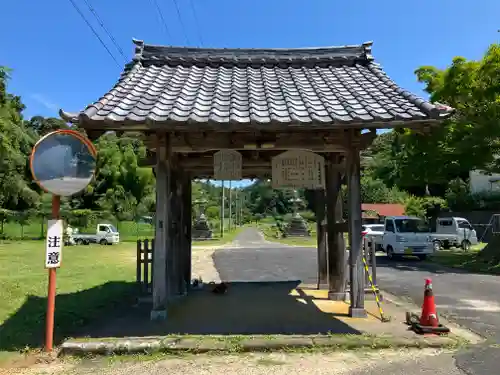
[70,223,120,245]
[430,217,478,251]
[382,216,434,260]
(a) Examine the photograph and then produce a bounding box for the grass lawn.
[1,220,156,242]
[0,241,138,355]
[0,231,240,360]
[267,234,318,247]
[429,243,500,275]
[1,218,241,243]
[259,224,352,248]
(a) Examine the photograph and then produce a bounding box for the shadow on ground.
[72,281,360,339]
[0,281,138,352]
[375,255,453,274]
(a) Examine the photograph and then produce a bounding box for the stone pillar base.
[348,307,367,318]
[150,309,167,321]
[328,291,347,301]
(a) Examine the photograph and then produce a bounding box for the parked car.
[382,216,434,260]
[362,224,385,252]
[71,223,120,245]
[430,217,478,251]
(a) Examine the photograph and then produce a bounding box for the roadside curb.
[59,334,461,356]
[380,290,485,345]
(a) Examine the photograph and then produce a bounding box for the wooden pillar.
[182,174,192,290]
[315,189,328,288]
[175,169,186,296]
[151,134,171,320]
[169,164,181,297]
[347,147,366,317]
[326,155,347,300]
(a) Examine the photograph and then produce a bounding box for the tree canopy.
[367,44,500,197]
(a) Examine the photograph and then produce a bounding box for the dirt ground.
[190,246,223,283]
[1,348,454,375]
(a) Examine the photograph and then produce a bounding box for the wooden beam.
[86,130,105,141]
[326,154,347,301]
[164,135,174,301]
[346,146,366,318]
[189,172,271,179]
[76,119,441,133]
[183,158,346,169]
[169,165,181,297]
[176,169,186,295]
[182,174,192,291]
[144,131,349,153]
[151,133,169,320]
[175,169,186,296]
[315,189,328,288]
[141,155,347,171]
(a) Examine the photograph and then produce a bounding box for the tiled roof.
[60,39,453,129]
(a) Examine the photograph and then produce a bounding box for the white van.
[382,216,434,260]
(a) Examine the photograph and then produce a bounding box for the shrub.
[404,196,447,219]
[66,209,98,228]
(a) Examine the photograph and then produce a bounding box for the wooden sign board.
[213,150,242,180]
[272,150,325,189]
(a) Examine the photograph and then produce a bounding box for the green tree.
[0,66,39,211]
[367,44,500,195]
[25,116,69,136]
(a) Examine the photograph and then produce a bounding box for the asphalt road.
[376,255,500,375]
[213,228,500,375]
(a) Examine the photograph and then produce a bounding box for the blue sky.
[3,0,500,188]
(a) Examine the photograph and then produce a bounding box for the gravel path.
[1,349,462,375]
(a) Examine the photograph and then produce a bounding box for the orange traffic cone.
[406,278,449,334]
[420,278,439,327]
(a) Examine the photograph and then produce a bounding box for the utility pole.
[220,180,225,238]
[235,190,239,226]
[228,180,232,231]
[240,193,244,225]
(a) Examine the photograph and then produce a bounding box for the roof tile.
[61,40,454,128]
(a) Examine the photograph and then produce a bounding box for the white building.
[469,170,500,194]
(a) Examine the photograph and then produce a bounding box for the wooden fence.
[136,239,154,294]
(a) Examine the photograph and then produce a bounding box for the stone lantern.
[192,195,213,240]
[284,190,311,237]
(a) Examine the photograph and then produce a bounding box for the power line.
[189,0,204,46]
[67,0,121,68]
[171,0,191,45]
[150,0,172,41]
[81,0,127,61]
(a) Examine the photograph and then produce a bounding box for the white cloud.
[30,93,60,112]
